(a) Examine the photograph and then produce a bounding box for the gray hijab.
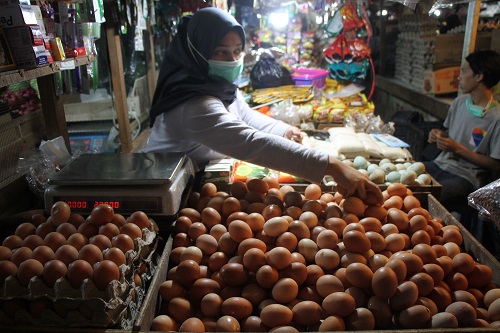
[149,7,246,127]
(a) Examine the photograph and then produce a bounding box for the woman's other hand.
[326,156,384,203]
[284,126,303,143]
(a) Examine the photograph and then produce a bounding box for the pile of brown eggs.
[0,203,151,320]
[152,177,500,332]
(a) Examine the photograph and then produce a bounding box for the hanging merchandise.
[323,1,373,95]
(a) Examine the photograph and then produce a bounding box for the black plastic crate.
[406,121,444,161]
[390,111,423,143]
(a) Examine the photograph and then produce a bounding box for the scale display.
[44,153,194,216]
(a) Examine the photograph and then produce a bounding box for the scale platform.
[44,153,195,217]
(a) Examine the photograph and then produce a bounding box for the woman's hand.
[326,156,384,203]
[284,126,303,143]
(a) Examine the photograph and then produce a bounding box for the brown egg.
[305,184,323,201]
[343,230,371,254]
[151,315,177,332]
[50,201,71,226]
[90,204,114,225]
[342,197,366,217]
[263,216,289,238]
[102,247,126,267]
[445,301,477,326]
[403,195,421,212]
[77,221,99,239]
[93,259,120,290]
[0,260,17,284]
[43,232,67,252]
[260,304,293,328]
[221,297,253,320]
[228,220,253,243]
[15,223,36,240]
[219,262,249,287]
[429,312,458,328]
[168,297,194,323]
[267,247,292,270]
[31,213,47,227]
[31,245,55,265]
[288,221,310,240]
[89,234,112,251]
[256,265,279,289]
[467,264,493,289]
[54,244,79,266]
[346,262,373,289]
[389,281,419,311]
[216,315,240,332]
[398,304,431,328]
[383,196,404,210]
[175,260,201,287]
[2,235,23,250]
[67,259,94,288]
[201,182,218,198]
[67,233,88,251]
[42,259,67,287]
[372,266,398,299]
[322,292,356,317]
[78,244,103,265]
[0,246,12,261]
[98,223,120,239]
[120,223,143,240]
[127,211,151,230]
[201,207,221,230]
[111,233,135,253]
[17,258,43,287]
[11,246,33,267]
[272,278,299,303]
[364,205,388,221]
[178,317,205,332]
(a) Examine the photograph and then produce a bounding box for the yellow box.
[423,66,460,95]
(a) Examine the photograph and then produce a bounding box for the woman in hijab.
[143,7,382,201]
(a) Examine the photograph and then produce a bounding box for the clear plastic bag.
[468,179,500,225]
[17,137,80,198]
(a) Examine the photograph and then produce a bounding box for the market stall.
[1,0,500,332]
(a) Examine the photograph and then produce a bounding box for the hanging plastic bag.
[324,7,343,37]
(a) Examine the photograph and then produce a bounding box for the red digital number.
[67,201,87,209]
[93,201,120,209]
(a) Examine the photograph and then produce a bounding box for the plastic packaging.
[468,179,500,225]
[17,136,79,198]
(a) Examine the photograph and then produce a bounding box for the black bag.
[250,56,294,89]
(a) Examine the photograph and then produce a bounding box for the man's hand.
[436,136,459,152]
[428,129,445,143]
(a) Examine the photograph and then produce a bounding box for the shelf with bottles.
[0,54,94,88]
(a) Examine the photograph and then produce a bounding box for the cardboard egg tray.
[0,220,162,329]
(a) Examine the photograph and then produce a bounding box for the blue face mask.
[208,56,244,83]
[466,97,493,118]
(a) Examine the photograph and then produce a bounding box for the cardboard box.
[0,27,16,72]
[434,32,493,65]
[4,25,52,68]
[0,3,37,28]
[434,34,464,65]
[423,66,460,95]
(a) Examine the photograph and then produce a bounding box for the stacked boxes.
[394,12,440,93]
[0,0,53,69]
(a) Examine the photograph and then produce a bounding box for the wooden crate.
[379,175,442,200]
[137,194,500,332]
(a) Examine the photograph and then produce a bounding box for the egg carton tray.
[0,220,162,329]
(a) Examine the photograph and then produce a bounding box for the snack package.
[231,161,271,182]
[468,179,500,226]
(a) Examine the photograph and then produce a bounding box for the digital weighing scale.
[44,153,195,217]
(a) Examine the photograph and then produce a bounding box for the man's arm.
[436,136,500,171]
